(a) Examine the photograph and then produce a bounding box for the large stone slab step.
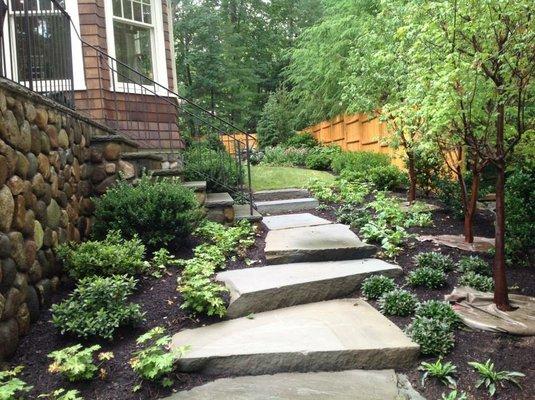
[205,192,235,223]
[263,212,331,230]
[217,259,401,318]
[234,204,263,223]
[256,198,319,214]
[171,299,419,376]
[182,181,207,205]
[265,223,376,265]
[254,188,310,201]
[164,370,424,400]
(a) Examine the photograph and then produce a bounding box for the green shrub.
[459,272,494,292]
[415,300,461,329]
[435,178,465,219]
[305,146,341,170]
[0,367,32,400]
[257,87,296,148]
[262,146,309,166]
[51,275,145,340]
[407,267,446,289]
[457,256,492,276]
[48,344,112,382]
[130,327,189,390]
[412,148,445,196]
[341,165,407,190]
[57,231,146,280]
[93,176,202,249]
[379,289,418,316]
[415,252,454,272]
[285,132,318,148]
[361,275,397,300]
[183,146,243,193]
[408,317,455,356]
[331,151,391,174]
[505,168,535,266]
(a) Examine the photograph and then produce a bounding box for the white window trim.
[104,0,170,97]
[1,1,86,92]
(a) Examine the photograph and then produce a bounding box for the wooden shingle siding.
[74,0,182,150]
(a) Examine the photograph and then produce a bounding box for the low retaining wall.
[0,80,136,359]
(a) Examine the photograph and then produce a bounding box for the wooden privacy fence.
[221,133,258,155]
[303,114,405,168]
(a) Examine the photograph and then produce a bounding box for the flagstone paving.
[262,212,331,230]
[256,197,319,214]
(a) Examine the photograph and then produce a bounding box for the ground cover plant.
[459,272,494,292]
[361,275,397,300]
[408,317,455,356]
[468,360,525,397]
[407,267,446,289]
[379,289,418,317]
[0,367,32,400]
[93,176,202,249]
[51,275,145,340]
[419,359,457,388]
[48,344,113,382]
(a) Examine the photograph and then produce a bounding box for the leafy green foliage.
[457,256,491,277]
[285,132,318,148]
[341,165,407,191]
[183,146,243,193]
[419,359,457,388]
[48,344,113,382]
[331,151,391,175]
[361,275,397,300]
[468,360,525,397]
[335,204,370,228]
[441,390,467,400]
[93,176,201,249]
[379,289,418,317]
[415,252,454,272]
[130,327,189,390]
[262,146,310,167]
[0,366,32,400]
[257,87,297,148]
[51,276,145,340]
[57,231,146,280]
[305,146,342,170]
[459,272,494,293]
[505,168,535,266]
[415,301,460,329]
[178,221,256,317]
[408,317,455,356]
[150,248,182,278]
[407,267,446,289]
[38,389,84,400]
[360,220,409,258]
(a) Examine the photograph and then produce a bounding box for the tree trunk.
[464,164,480,243]
[493,102,512,311]
[407,154,417,203]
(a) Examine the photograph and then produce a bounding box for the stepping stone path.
[170,191,422,399]
[256,197,319,214]
[167,370,424,400]
[217,259,401,318]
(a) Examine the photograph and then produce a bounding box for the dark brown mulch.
[6,230,267,400]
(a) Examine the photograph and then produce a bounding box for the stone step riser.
[218,260,402,318]
[266,247,377,265]
[253,188,310,202]
[256,198,319,214]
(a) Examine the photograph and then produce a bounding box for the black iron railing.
[0,0,256,214]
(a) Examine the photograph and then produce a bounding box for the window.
[7,0,71,85]
[112,0,155,85]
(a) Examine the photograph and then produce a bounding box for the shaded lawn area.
[251,165,335,191]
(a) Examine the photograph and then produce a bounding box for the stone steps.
[254,188,310,202]
[233,204,263,224]
[262,213,331,230]
[265,223,376,265]
[164,369,423,400]
[216,259,402,318]
[205,192,235,223]
[182,180,207,205]
[171,299,419,376]
[256,198,319,214]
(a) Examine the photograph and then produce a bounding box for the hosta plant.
[414,252,454,272]
[379,289,418,316]
[130,327,189,391]
[408,317,455,356]
[468,359,525,397]
[457,256,492,276]
[48,344,113,382]
[407,267,446,289]
[361,275,397,300]
[0,366,32,400]
[441,390,467,400]
[419,358,457,387]
[415,300,461,329]
[459,272,494,292]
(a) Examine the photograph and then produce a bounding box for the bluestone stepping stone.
[164,369,423,400]
[254,188,310,201]
[171,299,419,376]
[234,204,263,223]
[216,259,402,318]
[265,223,376,265]
[256,197,319,214]
[262,212,331,230]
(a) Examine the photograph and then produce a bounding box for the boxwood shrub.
[93,176,202,249]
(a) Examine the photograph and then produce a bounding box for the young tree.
[409,0,534,309]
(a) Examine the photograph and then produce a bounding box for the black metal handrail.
[0,0,256,214]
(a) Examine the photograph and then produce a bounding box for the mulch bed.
[5,195,535,400]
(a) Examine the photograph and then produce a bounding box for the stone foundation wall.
[0,80,134,359]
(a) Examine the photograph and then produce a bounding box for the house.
[1,0,182,152]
